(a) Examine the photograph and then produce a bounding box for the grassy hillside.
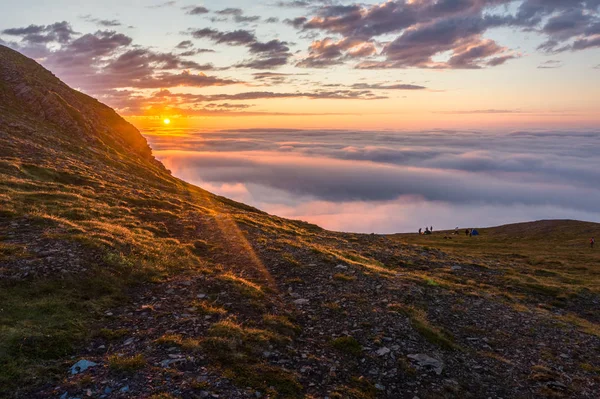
[394,221,600,320]
[1,45,599,398]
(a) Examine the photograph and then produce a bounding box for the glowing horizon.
[1,0,598,130]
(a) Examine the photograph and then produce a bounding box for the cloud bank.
[145,129,600,233]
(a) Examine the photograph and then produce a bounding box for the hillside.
[1,45,599,399]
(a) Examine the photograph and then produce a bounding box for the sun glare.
[163,118,171,125]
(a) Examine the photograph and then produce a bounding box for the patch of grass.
[557,313,600,338]
[388,303,457,350]
[334,273,357,282]
[149,394,179,399]
[219,273,264,299]
[282,252,301,267]
[529,364,557,382]
[331,336,362,356]
[155,334,200,351]
[224,363,303,398]
[97,328,129,340]
[0,271,128,395]
[521,282,562,298]
[580,363,600,375]
[0,242,27,259]
[200,318,301,397]
[191,300,227,316]
[202,319,289,364]
[262,314,301,337]
[108,354,146,373]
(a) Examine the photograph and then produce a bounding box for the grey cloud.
[187,6,209,15]
[4,24,239,101]
[190,27,292,69]
[176,40,194,49]
[214,8,260,23]
[351,83,426,90]
[2,21,77,44]
[147,1,176,8]
[81,15,122,27]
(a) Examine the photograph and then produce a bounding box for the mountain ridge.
[1,45,599,399]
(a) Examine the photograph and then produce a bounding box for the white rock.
[376,347,391,356]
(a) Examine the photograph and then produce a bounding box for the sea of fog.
[143,129,600,234]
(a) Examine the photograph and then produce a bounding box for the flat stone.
[407,354,444,375]
[70,359,98,375]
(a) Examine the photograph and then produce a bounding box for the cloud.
[351,83,426,90]
[176,40,194,49]
[537,59,563,69]
[190,27,293,69]
[147,129,600,233]
[81,15,122,27]
[147,1,176,8]
[289,0,599,68]
[186,6,209,15]
[297,37,377,68]
[151,88,385,102]
[214,8,260,23]
[2,21,77,44]
[2,22,242,115]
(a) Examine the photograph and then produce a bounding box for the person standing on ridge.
[419,228,422,235]
[592,237,595,249]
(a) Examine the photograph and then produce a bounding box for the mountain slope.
[1,45,599,399]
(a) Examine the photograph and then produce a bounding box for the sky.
[0,0,599,130]
[2,1,600,232]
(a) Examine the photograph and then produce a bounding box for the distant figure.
[465,228,470,236]
[418,228,422,235]
[454,227,459,235]
[592,237,595,249]
[430,226,433,232]
[424,227,431,235]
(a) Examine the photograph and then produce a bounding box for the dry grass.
[108,354,146,373]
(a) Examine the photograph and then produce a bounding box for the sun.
[163,118,171,125]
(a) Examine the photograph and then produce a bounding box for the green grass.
[0,271,128,392]
[331,336,362,356]
[387,303,457,350]
[392,221,600,335]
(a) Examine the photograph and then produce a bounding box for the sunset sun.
[163,118,170,125]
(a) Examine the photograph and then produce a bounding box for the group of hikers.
[418,226,479,238]
[418,226,434,235]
